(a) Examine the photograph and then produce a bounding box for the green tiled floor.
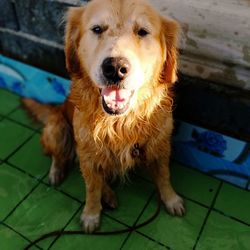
[196,212,250,250]
[0,89,20,116]
[52,212,129,250]
[0,224,34,250]
[0,119,34,160]
[0,89,250,250]
[137,196,209,249]
[8,108,42,130]
[8,134,51,179]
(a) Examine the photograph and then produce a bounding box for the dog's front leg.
[150,158,185,216]
[80,162,103,233]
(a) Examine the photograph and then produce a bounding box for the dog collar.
[131,143,146,161]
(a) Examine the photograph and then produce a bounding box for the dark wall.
[174,75,250,142]
[0,0,87,77]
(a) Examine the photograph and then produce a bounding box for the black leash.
[24,193,161,250]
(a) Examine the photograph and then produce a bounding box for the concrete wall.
[150,0,250,90]
[0,0,86,77]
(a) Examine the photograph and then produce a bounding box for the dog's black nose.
[102,57,130,83]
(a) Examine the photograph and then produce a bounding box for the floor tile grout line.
[3,181,42,223]
[4,160,249,248]
[102,190,250,233]
[4,166,227,250]
[192,181,223,250]
[137,167,250,209]
[0,103,42,133]
[102,212,131,228]
[9,105,23,115]
[3,130,37,162]
[5,115,42,133]
[47,204,83,250]
[1,222,43,250]
[212,208,250,227]
[4,158,226,216]
[7,165,85,206]
[5,160,47,183]
[10,165,247,244]
[3,158,223,219]
[132,192,172,250]
[119,190,155,249]
[0,104,21,118]
[180,194,210,209]
[120,191,171,250]
[134,174,220,211]
[133,191,156,227]
[2,163,86,249]
[39,178,84,205]
[6,161,85,215]
[6,159,49,183]
[135,171,219,207]
[2,141,50,225]
[48,203,152,250]
[3,151,249,248]
[135,231,171,249]
[172,159,250,192]
[4,159,213,245]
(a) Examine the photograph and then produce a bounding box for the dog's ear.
[64,7,84,76]
[161,18,179,85]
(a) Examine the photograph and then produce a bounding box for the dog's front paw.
[164,194,185,216]
[80,212,100,233]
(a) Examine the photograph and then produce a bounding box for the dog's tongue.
[101,87,131,107]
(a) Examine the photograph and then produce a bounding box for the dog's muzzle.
[100,57,134,115]
[102,57,130,84]
[101,86,134,115]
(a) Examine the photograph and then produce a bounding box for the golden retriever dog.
[23,0,185,233]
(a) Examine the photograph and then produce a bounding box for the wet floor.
[0,88,250,250]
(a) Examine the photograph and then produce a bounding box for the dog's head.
[65,0,178,115]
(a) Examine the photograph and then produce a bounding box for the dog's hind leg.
[48,156,73,186]
[41,112,75,186]
[102,182,118,209]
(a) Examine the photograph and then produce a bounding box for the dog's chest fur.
[72,102,172,176]
[70,82,173,174]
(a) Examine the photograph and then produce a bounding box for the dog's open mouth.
[101,86,134,115]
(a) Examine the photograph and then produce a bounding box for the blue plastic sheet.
[0,54,70,103]
[172,121,250,189]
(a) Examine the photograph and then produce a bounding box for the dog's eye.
[137,28,149,37]
[91,25,104,34]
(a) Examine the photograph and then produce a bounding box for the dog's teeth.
[104,96,110,102]
[118,104,124,109]
[107,103,112,108]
